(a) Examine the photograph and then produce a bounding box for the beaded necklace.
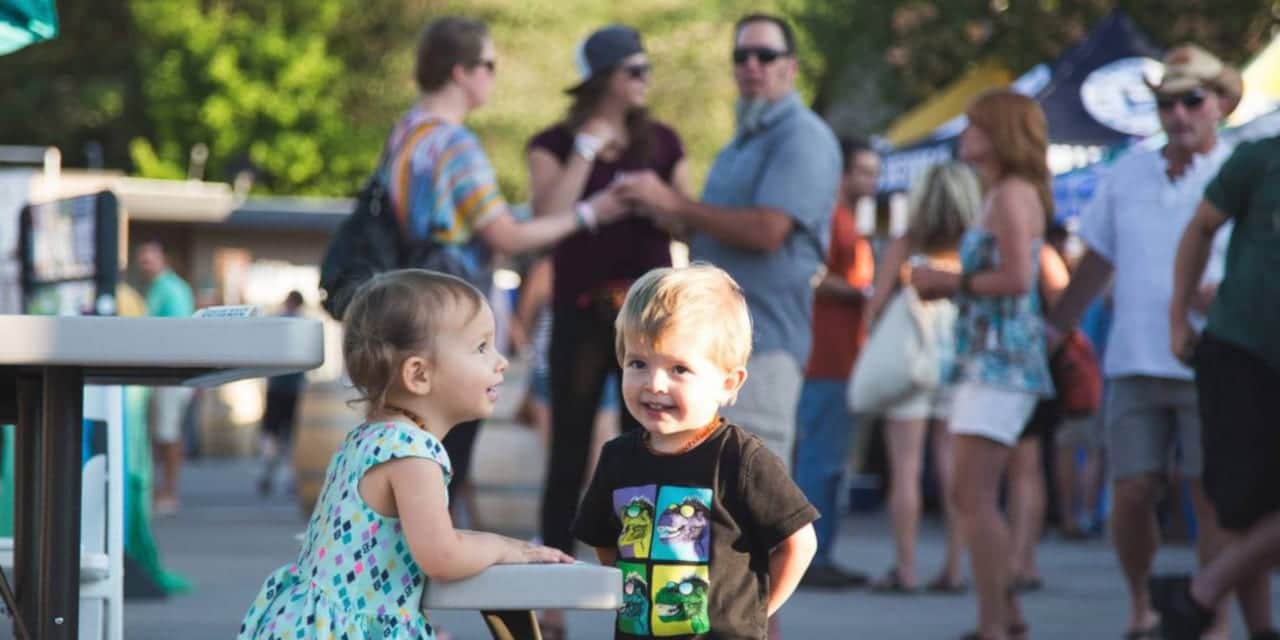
[384,404,429,431]
[643,416,723,456]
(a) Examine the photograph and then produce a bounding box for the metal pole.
[11,375,41,640]
[38,368,82,640]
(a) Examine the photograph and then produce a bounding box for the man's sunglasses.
[732,47,789,66]
[1156,88,1208,111]
[622,63,651,80]
[471,58,497,73]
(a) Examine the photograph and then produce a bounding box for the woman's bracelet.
[958,271,974,295]
[574,201,599,233]
[573,133,603,163]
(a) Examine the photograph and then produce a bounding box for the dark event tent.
[1034,9,1164,146]
[878,9,1164,194]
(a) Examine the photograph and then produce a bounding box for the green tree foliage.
[436,0,784,202]
[793,0,1279,137]
[127,0,428,194]
[0,0,783,199]
[0,0,137,169]
[4,1,1271,196]
[0,0,427,195]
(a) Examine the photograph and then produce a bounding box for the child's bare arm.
[388,458,569,582]
[765,523,817,617]
[593,547,618,566]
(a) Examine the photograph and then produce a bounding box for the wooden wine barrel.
[291,381,363,517]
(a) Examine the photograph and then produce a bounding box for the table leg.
[480,609,543,640]
[13,375,42,639]
[39,368,82,640]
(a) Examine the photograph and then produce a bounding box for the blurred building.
[0,164,349,456]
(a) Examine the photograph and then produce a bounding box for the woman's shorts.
[948,382,1039,447]
[883,383,953,422]
[150,386,195,444]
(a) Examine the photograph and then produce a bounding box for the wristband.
[574,133,603,163]
[574,201,599,233]
[958,271,974,295]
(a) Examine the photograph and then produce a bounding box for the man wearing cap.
[616,13,840,475]
[1047,44,1242,639]
[1147,128,1280,639]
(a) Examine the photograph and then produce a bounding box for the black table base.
[3,367,84,640]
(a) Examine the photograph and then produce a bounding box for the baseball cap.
[1147,44,1243,114]
[567,25,644,93]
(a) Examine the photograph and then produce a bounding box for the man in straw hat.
[1048,43,1241,639]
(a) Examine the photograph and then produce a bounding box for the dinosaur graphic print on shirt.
[652,566,710,635]
[617,561,651,636]
[612,485,714,636]
[615,486,657,559]
[653,492,711,561]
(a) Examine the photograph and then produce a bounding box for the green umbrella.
[0,0,57,55]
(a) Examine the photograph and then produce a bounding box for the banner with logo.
[1035,9,1164,146]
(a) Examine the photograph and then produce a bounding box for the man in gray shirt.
[617,13,841,470]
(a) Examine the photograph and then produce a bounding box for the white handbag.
[847,286,941,415]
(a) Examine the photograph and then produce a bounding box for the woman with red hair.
[911,90,1055,640]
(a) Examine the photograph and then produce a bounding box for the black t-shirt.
[573,422,818,640]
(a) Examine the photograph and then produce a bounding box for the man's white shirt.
[1078,141,1234,380]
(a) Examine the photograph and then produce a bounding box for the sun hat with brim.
[1146,43,1243,116]
[566,25,645,94]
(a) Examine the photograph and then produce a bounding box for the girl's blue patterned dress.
[238,420,451,639]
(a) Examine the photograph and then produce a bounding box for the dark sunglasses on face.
[732,46,789,66]
[623,63,651,80]
[471,58,496,73]
[1156,88,1207,111]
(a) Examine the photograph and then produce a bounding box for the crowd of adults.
[382,12,1279,640]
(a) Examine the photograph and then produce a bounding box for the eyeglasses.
[732,47,789,66]
[1156,88,1207,111]
[623,63,651,80]
[471,58,497,74]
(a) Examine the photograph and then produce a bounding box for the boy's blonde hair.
[615,264,752,371]
[342,269,485,416]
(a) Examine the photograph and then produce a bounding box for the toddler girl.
[238,269,573,639]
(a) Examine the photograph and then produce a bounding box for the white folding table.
[0,315,324,640]
[424,562,622,640]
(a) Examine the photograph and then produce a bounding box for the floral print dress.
[238,420,451,639]
[951,228,1055,397]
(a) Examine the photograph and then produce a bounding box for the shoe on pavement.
[1148,574,1213,640]
[800,563,868,589]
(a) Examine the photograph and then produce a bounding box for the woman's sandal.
[871,567,919,594]
[958,622,1030,640]
[1008,621,1031,640]
[1011,575,1044,593]
[1121,623,1161,640]
[926,574,970,595]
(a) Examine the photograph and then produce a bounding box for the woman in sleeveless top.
[524,25,690,639]
[864,162,979,594]
[910,90,1055,640]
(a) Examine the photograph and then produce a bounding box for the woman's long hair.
[965,90,1054,225]
[565,72,652,164]
[906,162,982,255]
